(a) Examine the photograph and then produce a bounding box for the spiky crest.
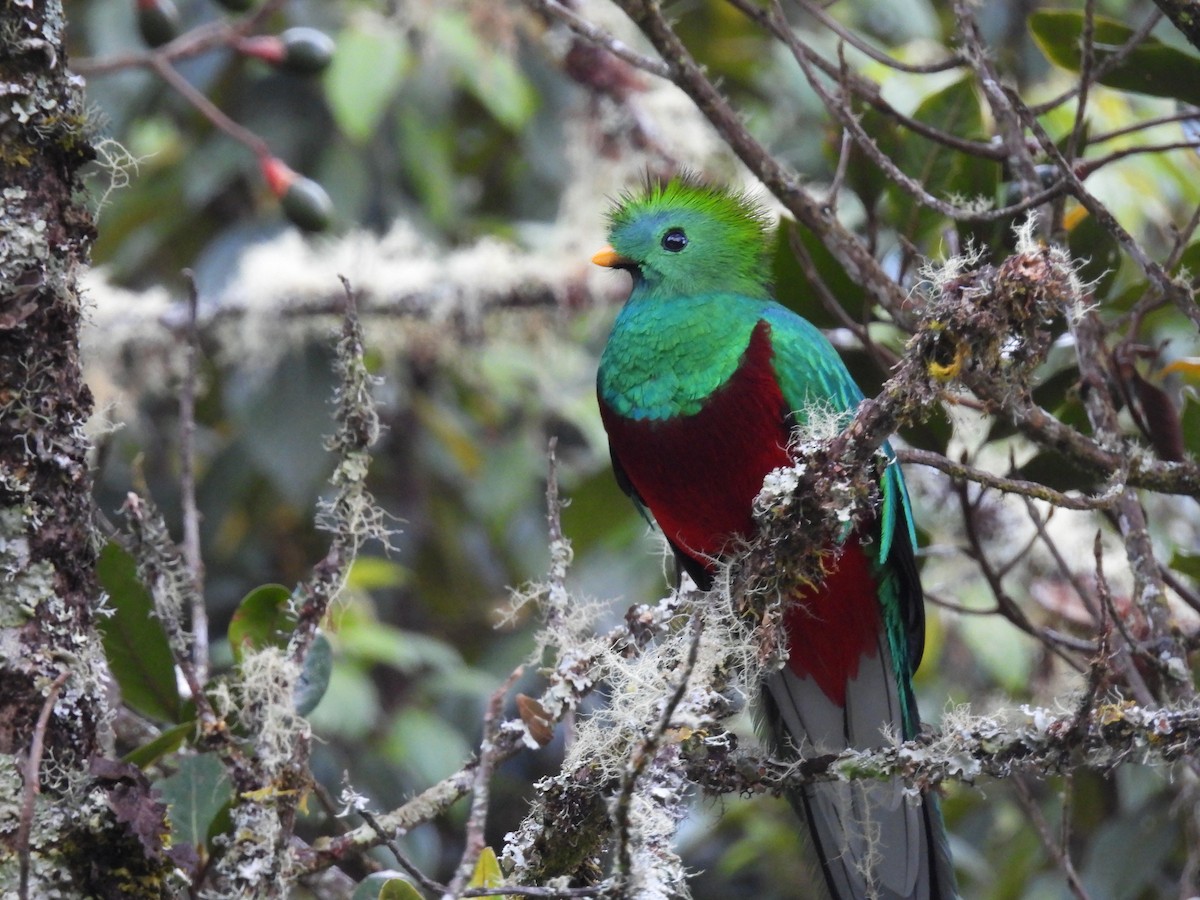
[605,173,774,298]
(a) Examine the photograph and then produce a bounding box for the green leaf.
[429,11,537,130]
[324,21,409,143]
[123,720,196,769]
[468,847,504,889]
[228,583,294,663]
[1172,240,1200,277]
[1169,551,1200,580]
[294,631,333,715]
[1181,393,1200,456]
[886,78,998,243]
[395,101,458,229]
[96,542,181,723]
[307,663,380,741]
[157,754,233,857]
[377,879,425,900]
[1030,11,1200,106]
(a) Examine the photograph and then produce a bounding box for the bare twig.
[898,448,1125,511]
[1012,776,1093,900]
[763,0,1066,224]
[178,270,208,683]
[1029,10,1164,116]
[148,55,270,158]
[523,0,670,78]
[446,667,525,898]
[793,0,965,74]
[611,0,912,319]
[18,671,71,900]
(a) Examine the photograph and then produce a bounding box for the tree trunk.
[0,4,172,896]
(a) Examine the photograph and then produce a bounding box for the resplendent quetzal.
[593,176,957,900]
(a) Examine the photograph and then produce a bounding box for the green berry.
[281,176,334,232]
[136,0,181,48]
[279,27,335,75]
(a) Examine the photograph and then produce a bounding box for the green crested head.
[596,175,773,299]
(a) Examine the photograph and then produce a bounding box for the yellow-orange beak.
[592,245,633,268]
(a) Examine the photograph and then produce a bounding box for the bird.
[592,175,957,900]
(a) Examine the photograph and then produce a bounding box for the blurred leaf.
[396,100,457,229]
[226,347,337,508]
[378,879,424,900]
[1067,210,1122,299]
[325,21,409,143]
[123,720,196,769]
[412,394,484,477]
[348,556,411,591]
[1031,11,1200,105]
[1126,367,1185,461]
[307,663,380,741]
[294,631,333,715]
[228,583,294,663]
[157,754,233,858]
[773,219,865,330]
[468,846,504,888]
[841,103,898,213]
[1080,798,1176,898]
[384,708,472,786]
[957,615,1033,694]
[1170,551,1200,580]
[1181,393,1200,455]
[1171,241,1200,276]
[429,11,537,130]
[96,542,181,723]
[338,619,463,673]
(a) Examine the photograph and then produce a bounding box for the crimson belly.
[599,319,883,706]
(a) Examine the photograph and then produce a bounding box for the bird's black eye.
[661,228,688,252]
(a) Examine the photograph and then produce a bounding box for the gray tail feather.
[794,778,958,900]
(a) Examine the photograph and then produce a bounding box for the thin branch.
[897,448,1125,511]
[953,481,1083,671]
[1012,776,1093,900]
[1093,531,1156,708]
[18,671,71,900]
[1068,308,1192,701]
[1090,108,1200,145]
[611,0,912,319]
[727,0,1004,161]
[148,54,270,158]
[446,667,525,897]
[1055,0,1099,234]
[358,809,449,896]
[178,270,208,683]
[953,0,1042,209]
[1078,139,1200,178]
[523,0,670,78]
[792,0,966,75]
[1009,85,1200,331]
[1029,10,1164,116]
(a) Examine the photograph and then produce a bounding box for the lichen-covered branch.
[0,2,176,894]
